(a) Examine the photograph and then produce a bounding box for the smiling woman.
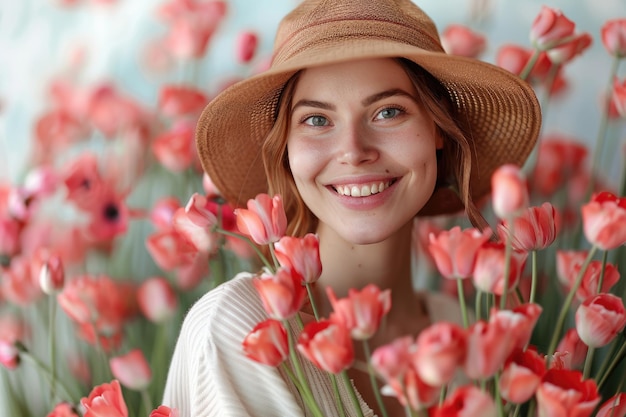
[162,0,541,416]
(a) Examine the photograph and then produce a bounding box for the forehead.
[292,58,415,100]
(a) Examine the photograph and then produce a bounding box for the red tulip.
[274,234,322,284]
[297,320,354,374]
[412,322,467,386]
[427,226,492,280]
[242,319,288,367]
[581,191,626,250]
[576,293,626,348]
[472,242,527,295]
[535,369,600,417]
[235,193,287,245]
[80,380,129,417]
[253,268,306,320]
[491,164,529,219]
[602,19,626,57]
[499,348,546,404]
[440,24,486,58]
[555,328,588,369]
[326,284,391,340]
[110,349,152,391]
[150,405,179,417]
[597,393,626,417]
[497,202,558,251]
[530,6,576,50]
[432,385,497,417]
[464,319,516,379]
[556,250,620,302]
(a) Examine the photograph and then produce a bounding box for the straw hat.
[196,0,541,216]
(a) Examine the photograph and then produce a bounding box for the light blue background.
[1,0,625,183]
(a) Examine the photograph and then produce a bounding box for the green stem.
[456,279,470,328]
[525,399,536,417]
[500,218,514,310]
[141,388,153,416]
[597,336,626,391]
[330,374,347,417]
[519,49,541,81]
[305,283,321,322]
[530,250,538,304]
[596,250,608,293]
[215,228,274,272]
[475,290,483,322]
[19,347,76,404]
[269,243,280,270]
[341,370,365,417]
[583,346,595,380]
[48,297,57,402]
[595,333,622,382]
[512,403,522,417]
[547,246,598,361]
[363,340,389,417]
[493,372,505,417]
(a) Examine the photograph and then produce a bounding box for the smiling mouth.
[332,179,397,197]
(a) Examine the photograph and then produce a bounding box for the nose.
[336,123,379,165]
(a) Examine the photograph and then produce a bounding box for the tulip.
[184,193,218,228]
[137,277,178,323]
[581,191,626,250]
[601,19,626,57]
[491,303,543,349]
[536,369,600,417]
[80,380,129,417]
[150,405,179,417]
[370,336,414,382]
[158,85,208,117]
[464,319,516,380]
[546,32,592,65]
[530,6,576,50]
[0,339,20,370]
[326,284,391,340]
[472,242,527,295]
[491,164,528,219]
[497,202,558,251]
[427,226,492,280]
[297,320,354,374]
[152,121,196,172]
[242,319,288,367]
[496,44,552,81]
[382,365,440,411]
[274,234,322,284]
[235,31,259,63]
[149,197,180,230]
[597,393,626,417]
[412,322,467,386]
[440,24,486,58]
[575,293,626,348]
[39,255,65,295]
[432,385,497,417]
[172,208,217,253]
[46,402,80,417]
[612,76,626,118]
[235,193,287,245]
[555,328,588,369]
[109,349,152,391]
[556,250,620,302]
[499,348,546,404]
[253,268,307,320]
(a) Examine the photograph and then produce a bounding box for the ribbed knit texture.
[162,273,464,416]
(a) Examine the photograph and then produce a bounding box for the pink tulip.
[150,405,179,417]
[383,365,440,411]
[326,284,391,340]
[555,328,588,369]
[530,6,576,50]
[152,121,196,172]
[242,319,288,367]
[556,251,620,302]
[491,164,529,219]
[137,277,178,323]
[172,207,217,253]
[581,191,626,250]
[427,226,492,280]
[536,369,600,417]
[546,32,592,64]
[575,293,626,348]
[497,202,558,251]
[612,77,626,117]
[39,255,65,295]
[184,193,218,228]
[158,85,208,118]
[274,234,322,284]
[597,393,626,417]
[602,19,626,57]
[496,44,552,81]
[109,350,152,391]
[412,322,467,386]
[464,319,515,380]
[145,229,197,271]
[297,320,354,374]
[149,197,180,230]
[80,380,129,417]
[46,402,79,417]
[472,242,528,295]
[432,385,497,417]
[440,24,486,58]
[235,193,287,245]
[0,339,20,370]
[370,336,414,382]
[235,31,258,63]
[499,348,546,404]
[253,268,307,320]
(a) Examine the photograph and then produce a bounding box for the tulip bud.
[0,340,20,370]
[491,164,528,219]
[109,349,152,391]
[39,255,65,295]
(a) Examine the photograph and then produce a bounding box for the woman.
[163,0,541,416]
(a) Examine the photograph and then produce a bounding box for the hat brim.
[196,38,541,216]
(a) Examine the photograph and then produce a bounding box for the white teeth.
[335,181,391,197]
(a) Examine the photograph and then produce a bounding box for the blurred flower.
[235,193,287,245]
[150,405,179,417]
[530,6,576,50]
[80,380,129,417]
[39,254,65,294]
[431,385,496,417]
[491,164,529,219]
[497,202,558,252]
[440,24,486,58]
[428,225,492,280]
[235,31,259,64]
[274,234,322,284]
[109,349,152,391]
[0,339,20,370]
[556,250,620,302]
[371,336,413,382]
[535,369,600,417]
[555,328,588,369]
[496,44,553,82]
[612,76,626,117]
[491,303,543,349]
[297,320,354,374]
[326,284,391,340]
[242,319,288,367]
[575,293,626,348]
[253,268,306,320]
[499,348,546,404]
[46,402,79,417]
[183,193,218,228]
[546,32,592,64]
[157,85,207,118]
[464,319,516,380]
[152,121,197,172]
[581,191,626,250]
[597,393,626,417]
[601,19,626,57]
[381,364,440,411]
[137,277,178,323]
[472,242,527,295]
[149,197,181,230]
[412,322,467,386]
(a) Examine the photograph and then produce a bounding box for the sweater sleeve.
[162,273,307,417]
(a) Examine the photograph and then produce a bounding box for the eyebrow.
[291,88,417,113]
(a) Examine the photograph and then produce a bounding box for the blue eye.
[376,108,401,119]
[303,115,329,126]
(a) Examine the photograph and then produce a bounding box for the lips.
[332,179,397,197]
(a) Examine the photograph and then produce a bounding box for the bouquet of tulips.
[1,2,626,417]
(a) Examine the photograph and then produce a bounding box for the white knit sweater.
[162,273,464,417]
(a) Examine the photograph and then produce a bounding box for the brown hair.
[261,59,488,237]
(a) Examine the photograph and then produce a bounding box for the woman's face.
[287,58,442,245]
